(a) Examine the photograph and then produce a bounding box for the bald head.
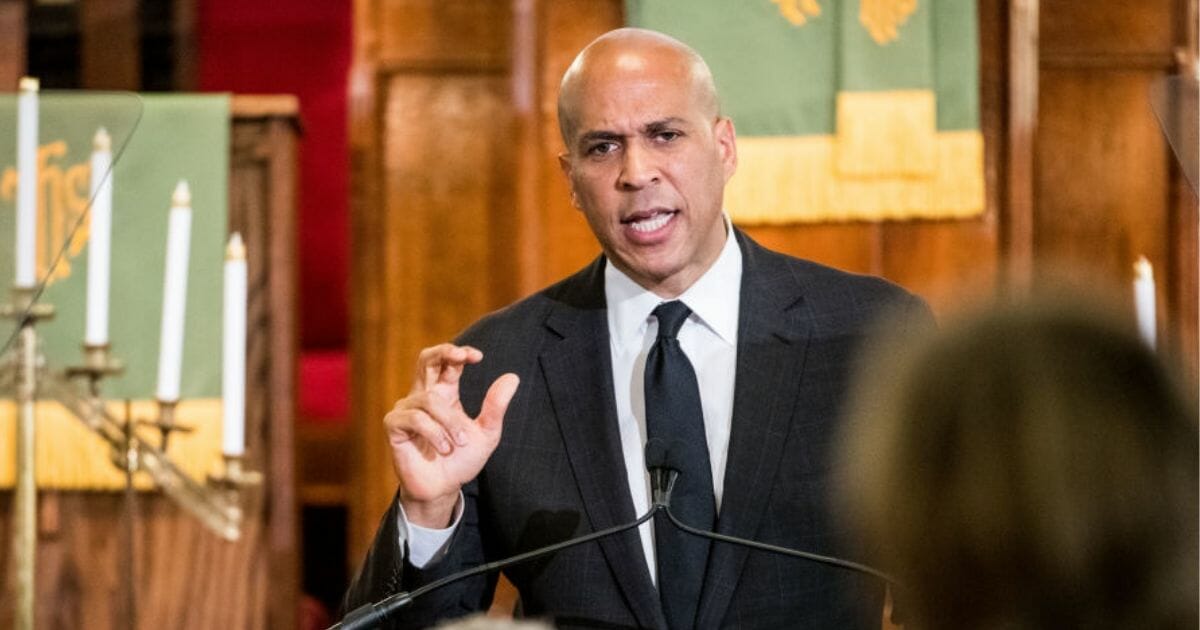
[557,28,720,146]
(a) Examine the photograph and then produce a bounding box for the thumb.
[477,373,520,434]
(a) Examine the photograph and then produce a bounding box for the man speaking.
[343,27,929,629]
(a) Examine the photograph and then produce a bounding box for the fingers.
[413,343,483,392]
[386,389,476,454]
[386,404,453,454]
[477,373,521,434]
[391,346,514,459]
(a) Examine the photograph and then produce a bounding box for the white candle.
[222,233,247,456]
[1134,256,1156,349]
[85,128,113,346]
[156,181,192,402]
[15,77,38,288]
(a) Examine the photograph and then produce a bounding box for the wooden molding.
[1004,0,1038,292]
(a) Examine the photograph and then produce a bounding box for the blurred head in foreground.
[837,299,1198,630]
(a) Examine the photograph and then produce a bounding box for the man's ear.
[715,117,738,182]
[558,151,572,178]
[558,152,582,209]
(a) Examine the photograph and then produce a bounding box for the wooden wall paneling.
[512,0,545,297]
[1005,0,1038,290]
[880,220,999,316]
[0,0,25,89]
[1035,69,1171,283]
[0,99,299,630]
[1169,160,1199,383]
[1167,0,1199,382]
[377,0,511,68]
[349,0,517,564]
[348,0,388,562]
[380,73,513,350]
[1041,0,1175,58]
[496,0,535,596]
[879,0,1007,318]
[79,0,141,90]
[536,0,621,286]
[1036,0,1185,354]
[1035,0,1198,377]
[745,224,883,277]
[228,96,301,630]
[362,70,513,521]
[173,0,198,90]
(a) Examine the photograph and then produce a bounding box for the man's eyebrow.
[643,117,687,133]
[577,130,623,145]
[576,118,689,145]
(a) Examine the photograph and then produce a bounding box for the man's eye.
[587,142,618,156]
[654,131,680,143]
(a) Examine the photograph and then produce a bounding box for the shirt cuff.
[396,491,464,569]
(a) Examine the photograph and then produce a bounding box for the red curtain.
[197,1,352,352]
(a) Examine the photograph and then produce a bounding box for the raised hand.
[384,344,520,527]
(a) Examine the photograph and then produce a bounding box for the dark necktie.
[645,300,715,630]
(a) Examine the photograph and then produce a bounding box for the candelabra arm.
[41,375,244,541]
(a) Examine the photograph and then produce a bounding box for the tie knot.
[653,301,692,339]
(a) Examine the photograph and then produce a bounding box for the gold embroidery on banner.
[772,0,821,26]
[0,141,92,285]
[860,0,917,45]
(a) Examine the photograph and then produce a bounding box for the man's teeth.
[629,212,673,233]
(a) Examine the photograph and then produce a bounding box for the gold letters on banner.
[772,0,918,46]
[0,141,92,285]
[771,0,821,26]
[859,0,917,44]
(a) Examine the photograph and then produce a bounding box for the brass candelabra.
[6,286,260,630]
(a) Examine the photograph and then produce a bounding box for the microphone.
[331,493,662,629]
[334,440,902,629]
[644,437,679,508]
[646,440,903,623]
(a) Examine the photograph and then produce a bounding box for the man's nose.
[618,144,659,190]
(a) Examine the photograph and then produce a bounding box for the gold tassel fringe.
[0,398,224,491]
[728,130,984,223]
[835,89,938,177]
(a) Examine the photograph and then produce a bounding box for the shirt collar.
[605,216,742,351]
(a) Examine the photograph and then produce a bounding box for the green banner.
[0,93,230,490]
[0,94,229,398]
[626,0,984,222]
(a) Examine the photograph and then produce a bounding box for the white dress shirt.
[606,226,741,582]
[401,221,743,581]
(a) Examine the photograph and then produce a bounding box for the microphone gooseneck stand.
[334,439,898,629]
[642,437,897,585]
[332,508,660,630]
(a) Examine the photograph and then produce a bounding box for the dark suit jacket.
[344,230,930,629]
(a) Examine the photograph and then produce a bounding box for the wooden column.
[1167,0,1199,381]
[79,0,141,90]
[1005,0,1038,291]
[173,0,198,90]
[0,0,25,89]
[511,0,544,297]
[348,0,519,563]
[228,95,301,630]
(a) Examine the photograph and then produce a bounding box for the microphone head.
[645,438,689,472]
[644,438,669,470]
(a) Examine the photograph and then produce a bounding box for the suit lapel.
[539,258,667,630]
[696,233,812,628]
